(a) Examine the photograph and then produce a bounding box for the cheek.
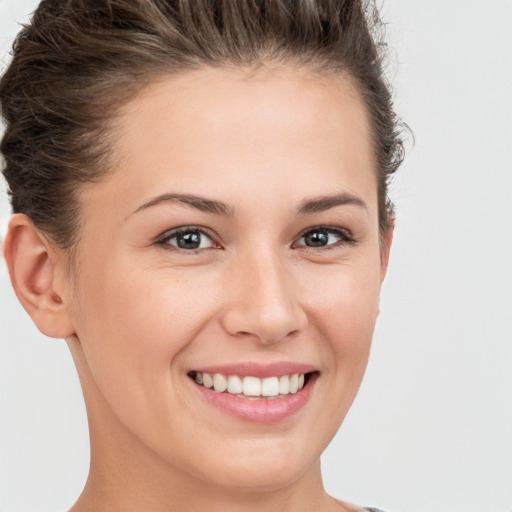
[305,256,381,414]
[287,259,381,454]
[305,259,381,352]
[70,253,217,406]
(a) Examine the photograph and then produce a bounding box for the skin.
[4,65,392,512]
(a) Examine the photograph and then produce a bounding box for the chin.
[184,437,319,493]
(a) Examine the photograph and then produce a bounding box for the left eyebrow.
[297,192,368,214]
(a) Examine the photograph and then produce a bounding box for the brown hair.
[1,0,405,250]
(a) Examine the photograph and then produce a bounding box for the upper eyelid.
[157,225,214,240]
[296,225,354,239]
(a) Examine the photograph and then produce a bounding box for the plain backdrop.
[1,1,511,511]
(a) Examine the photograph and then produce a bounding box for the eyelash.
[294,226,356,250]
[155,225,356,253]
[156,226,218,253]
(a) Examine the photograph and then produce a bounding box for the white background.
[1,1,511,511]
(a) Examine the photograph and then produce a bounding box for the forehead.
[84,65,377,222]
[115,65,372,158]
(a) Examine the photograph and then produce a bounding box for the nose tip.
[221,299,307,345]
[222,303,307,345]
[219,258,307,345]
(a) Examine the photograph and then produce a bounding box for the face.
[63,66,389,492]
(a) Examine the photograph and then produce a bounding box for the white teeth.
[261,377,279,397]
[202,373,213,388]
[213,373,227,392]
[279,375,290,395]
[192,371,309,398]
[227,375,243,394]
[289,374,299,394]
[243,376,261,396]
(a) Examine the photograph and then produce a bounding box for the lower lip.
[191,374,318,424]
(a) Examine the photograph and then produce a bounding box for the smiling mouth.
[188,371,317,400]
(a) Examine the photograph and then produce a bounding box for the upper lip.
[190,361,318,379]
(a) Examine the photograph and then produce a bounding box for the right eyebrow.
[127,193,235,219]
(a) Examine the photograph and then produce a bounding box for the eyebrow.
[298,192,368,214]
[129,193,235,218]
[129,191,367,220]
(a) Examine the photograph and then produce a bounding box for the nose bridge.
[220,244,306,343]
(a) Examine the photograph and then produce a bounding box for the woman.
[1,1,404,510]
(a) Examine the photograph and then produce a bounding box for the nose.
[219,249,307,345]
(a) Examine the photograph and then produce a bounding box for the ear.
[3,214,75,339]
[380,221,394,283]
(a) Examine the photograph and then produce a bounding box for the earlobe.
[3,214,75,339]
